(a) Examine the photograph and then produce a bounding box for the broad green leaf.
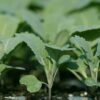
[73,29,100,47]
[0,0,31,14]
[0,32,48,65]
[43,14,73,43]
[68,7,100,35]
[0,14,20,37]
[44,0,90,15]
[16,33,48,64]
[17,10,44,39]
[43,14,63,42]
[70,36,93,61]
[20,75,42,93]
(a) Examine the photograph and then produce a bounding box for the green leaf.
[0,35,23,59]
[43,15,73,42]
[44,0,90,15]
[0,32,48,64]
[76,58,88,78]
[70,36,93,61]
[69,7,100,35]
[2,37,23,55]
[46,44,73,61]
[0,64,7,73]
[58,55,70,65]
[20,75,42,93]
[17,10,44,39]
[67,57,88,79]
[54,30,69,46]
[85,78,98,86]
[16,33,48,64]
[0,0,31,14]
[0,14,20,37]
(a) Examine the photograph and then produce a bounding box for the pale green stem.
[67,68,82,81]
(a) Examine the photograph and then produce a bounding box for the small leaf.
[70,36,93,61]
[85,78,97,86]
[58,55,70,65]
[20,75,42,93]
[76,58,88,78]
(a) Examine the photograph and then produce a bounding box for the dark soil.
[0,91,100,100]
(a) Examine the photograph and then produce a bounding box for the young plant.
[17,32,72,100]
[67,35,100,94]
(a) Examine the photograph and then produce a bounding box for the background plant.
[66,36,100,95]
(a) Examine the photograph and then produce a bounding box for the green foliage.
[68,36,100,87]
[44,0,91,15]
[16,33,48,64]
[68,7,100,34]
[0,64,7,74]
[17,10,44,39]
[0,0,100,98]
[58,55,70,65]
[20,75,42,93]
